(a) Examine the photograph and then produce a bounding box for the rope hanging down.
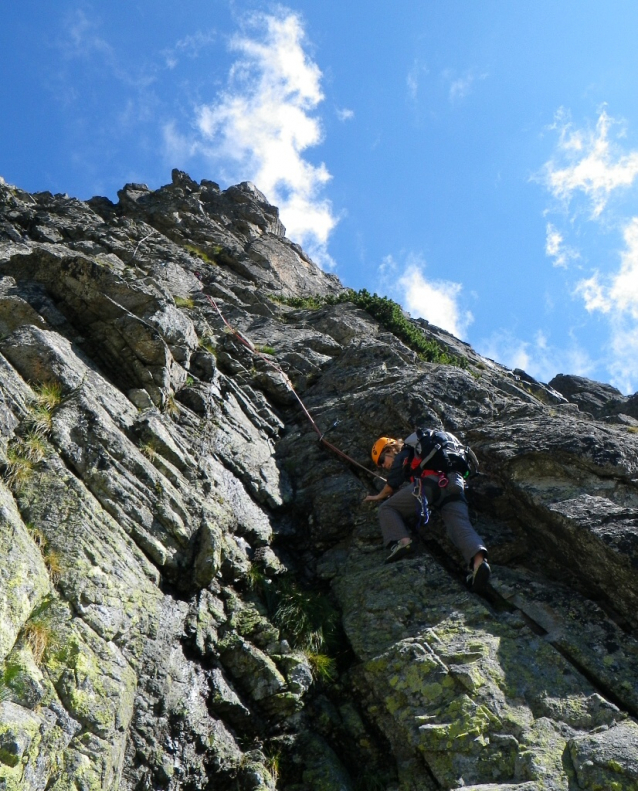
[195,281,386,483]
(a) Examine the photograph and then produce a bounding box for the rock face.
[0,169,636,790]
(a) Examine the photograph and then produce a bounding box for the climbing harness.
[193,274,387,482]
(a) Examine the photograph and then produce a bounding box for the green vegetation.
[174,295,195,309]
[265,750,281,784]
[255,344,277,356]
[32,381,63,411]
[25,380,63,435]
[272,289,467,367]
[355,768,397,791]
[139,439,159,461]
[246,571,342,685]
[164,393,180,416]
[43,549,63,584]
[266,577,339,653]
[22,609,58,665]
[1,380,63,491]
[273,295,326,310]
[198,335,217,355]
[19,431,47,463]
[2,444,35,492]
[304,651,337,682]
[27,403,53,434]
[25,524,62,583]
[184,243,221,264]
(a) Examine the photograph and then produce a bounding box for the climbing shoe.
[468,559,491,594]
[385,539,413,564]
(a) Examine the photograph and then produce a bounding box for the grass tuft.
[139,440,159,461]
[25,524,62,583]
[20,431,47,463]
[164,394,180,417]
[27,404,53,434]
[198,335,217,355]
[32,381,63,411]
[304,651,337,682]
[22,620,56,665]
[269,578,339,653]
[255,344,276,356]
[26,380,64,435]
[184,243,220,264]
[174,295,195,309]
[265,751,281,784]
[43,549,63,584]
[3,445,34,492]
[246,565,268,591]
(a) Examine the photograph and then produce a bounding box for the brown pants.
[378,473,487,566]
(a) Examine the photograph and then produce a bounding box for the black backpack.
[404,428,479,479]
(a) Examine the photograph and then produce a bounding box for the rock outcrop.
[0,169,636,790]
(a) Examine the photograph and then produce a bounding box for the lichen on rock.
[0,171,636,790]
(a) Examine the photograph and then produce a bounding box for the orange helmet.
[371,437,394,466]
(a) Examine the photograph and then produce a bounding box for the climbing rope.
[195,278,386,482]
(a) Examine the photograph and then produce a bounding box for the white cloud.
[164,10,338,267]
[574,217,638,391]
[478,329,594,384]
[607,321,638,394]
[609,217,638,318]
[576,273,610,313]
[381,255,473,339]
[336,107,354,121]
[541,108,638,218]
[537,109,638,392]
[545,222,579,268]
[577,217,638,318]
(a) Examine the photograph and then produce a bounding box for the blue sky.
[4,2,638,393]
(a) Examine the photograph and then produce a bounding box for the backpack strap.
[416,443,442,472]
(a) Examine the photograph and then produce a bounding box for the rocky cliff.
[0,169,637,791]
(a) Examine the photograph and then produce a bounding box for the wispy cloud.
[407,59,428,103]
[58,9,155,90]
[379,254,473,339]
[541,108,638,218]
[478,329,594,384]
[164,9,337,267]
[545,222,579,268]
[335,107,354,122]
[443,68,488,103]
[163,31,217,69]
[61,9,113,61]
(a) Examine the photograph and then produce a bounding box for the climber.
[363,432,491,593]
